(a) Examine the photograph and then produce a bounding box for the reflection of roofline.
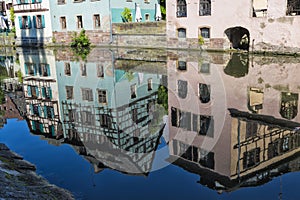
[168,148,300,193]
[228,108,300,129]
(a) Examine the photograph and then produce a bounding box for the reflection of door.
[280,92,298,120]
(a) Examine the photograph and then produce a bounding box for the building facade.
[13,0,53,46]
[166,0,300,53]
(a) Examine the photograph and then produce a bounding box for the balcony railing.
[14,2,47,13]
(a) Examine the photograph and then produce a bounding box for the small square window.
[60,16,67,29]
[98,90,107,104]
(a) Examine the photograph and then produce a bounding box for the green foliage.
[17,69,23,83]
[198,35,204,45]
[9,7,15,25]
[125,71,134,82]
[70,29,91,61]
[157,85,168,113]
[160,0,166,20]
[122,7,132,22]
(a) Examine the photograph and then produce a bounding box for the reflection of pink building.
[167,51,300,191]
[166,0,300,53]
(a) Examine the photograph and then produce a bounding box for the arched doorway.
[224,26,250,51]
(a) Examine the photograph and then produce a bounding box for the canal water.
[0,47,299,200]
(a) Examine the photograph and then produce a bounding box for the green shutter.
[47,87,52,99]
[41,15,45,28]
[39,123,44,133]
[27,16,32,29]
[41,87,46,98]
[35,87,39,97]
[32,16,36,28]
[46,64,50,76]
[27,85,32,96]
[18,16,23,29]
[38,106,42,117]
[44,105,47,118]
[17,0,21,4]
[50,125,55,136]
[51,107,54,119]
[32,121,36,131]
[25,63,28,75]
[30,104,34,114]
[33,64,37,75]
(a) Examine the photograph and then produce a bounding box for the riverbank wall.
[1,21,300,56]
[0,143,74,199]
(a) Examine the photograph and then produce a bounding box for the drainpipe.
[108,0,113,44]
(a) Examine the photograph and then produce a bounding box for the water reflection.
[1,47,300,198]
[167,50,300,193]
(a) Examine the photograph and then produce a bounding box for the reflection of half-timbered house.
[56,49,164,174]
[167,51,300,192]
[20,48,61,138]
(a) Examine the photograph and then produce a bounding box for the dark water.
[0,48,299,200]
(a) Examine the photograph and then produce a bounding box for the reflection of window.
[132,108,138,123]
[68,109,76,122]
[94,14,101,28]
[98,90,107,103]
[82,88,93,101]
[199,0,211,16]
[178,80,187,99]
[177,0,187,17]
[100,114,112,128]
[97,65,104,77]
[199,63,210,73]
[268,140,279,159]
[39,64,50,76]
[81,63,87,76]
[280,92,298,120]
[200,27,210,38]
[248,87,264,114]
[64,62,71,75]
[66,86,73,99]
[147,78,152,91]
[199,83,210,103]
[60,16,67,29]
[131,84,137,99]
[178,28,186,38]
[243,147,260,169]
[58,0,66,5]
[81,111,95,125]
[77,15,83,29]
[246,121,258,138]
[177,61,187,70]
[199,115,213,137]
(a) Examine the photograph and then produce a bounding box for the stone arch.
[224,26,250,51]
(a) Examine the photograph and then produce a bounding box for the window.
[132,108,138,123]
[41,87,52,100]
[199,115,213,137]
[178,80,187,99]
[98,90,107,104]
[200,27,210,38]
[39,64,50,76]
[81,63,87,76]
[199,0,211,16]
[19,16,31,29]
[60,16,67,29]
[177,0,187,17]
[145,13,150,21]
[178,28,186,38]
[131,84,137,99]
[76,15,83,29]
[177,61,187,70]
[252,0,268,17]
[144,0,150,3]
[246,121,258,138]
[57,0,66,4]
[287,0,300,16]
[66,86,73,99]
[82,88,93,101]
[199,83,210,103]
[97,64,104,77]
[33,15,45,29]
[45,106,54,119]
[147,78,153,91]
[25,63,36,75]
[280,92,298,120]
[64,62,71,75]
[94,14,100,28]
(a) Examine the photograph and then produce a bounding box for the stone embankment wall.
[112,21,166,48]
[0,143,74,199]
